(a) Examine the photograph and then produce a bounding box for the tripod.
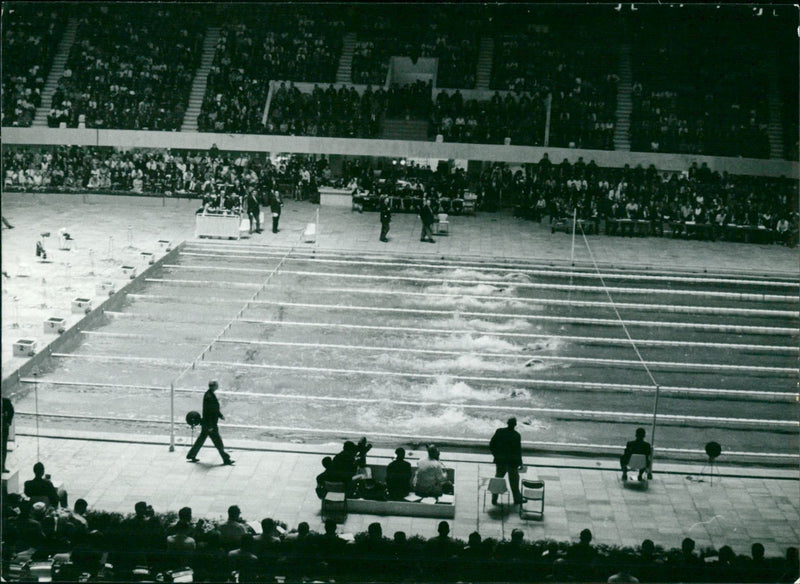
[698,456,720,486]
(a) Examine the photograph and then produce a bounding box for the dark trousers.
[493,462,522,504]
[421,223,435,241]
[248,208,260,232]
[272,215,280,233]
[187,424,229,462]
[380,222,390,241]
[1,423,10,471]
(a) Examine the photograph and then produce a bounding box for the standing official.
[246,188,261,234]
[379,196,392,242]
[489,417,523,505]
[270,190,283,233]
[187,380,234,465]
[419,197,436,243]
[2,396,14,472]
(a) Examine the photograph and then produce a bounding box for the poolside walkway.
[2,192,798,558]
[8,427,800,557]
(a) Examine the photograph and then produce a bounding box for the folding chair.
[436,213,449,235]
[622,454,650,489]
[321,481,348,522]
[519,479,545,519]
[482,477,510,510]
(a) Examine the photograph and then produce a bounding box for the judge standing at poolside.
[187,380,234,465]
[489,417,523,505]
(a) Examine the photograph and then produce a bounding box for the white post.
[544,93,552,147]
[649,385,661,476]
[35,381,40,461]
[570,208,578,266]
[169,383,175,452]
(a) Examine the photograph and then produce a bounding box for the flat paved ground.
[2,192,798,558]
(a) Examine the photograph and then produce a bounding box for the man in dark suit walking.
[187,380,234,465]
[489,417,523,505]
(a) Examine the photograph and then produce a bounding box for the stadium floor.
[2,192,798,556]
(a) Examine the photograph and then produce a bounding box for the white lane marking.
[177,252,799,289]
[239,300,797,334]
[129,288,800,319]
[213,338,795,374]
[42,354,797,399]
[82,324,799,353]
[281,270,800,302]
[12,409,800,435]
[155,269,799,302]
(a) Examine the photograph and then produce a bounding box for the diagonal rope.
[577,222,660,389]
[577,219,662,476]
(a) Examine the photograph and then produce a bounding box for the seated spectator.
[386,447,413,500]
[167,505,197,538]
[413,445,450,498]
[328,440,359,487]
[228,533,259,581]
[218,504,249,550]
[24,462,67,508]
[66,498,89,535]
[778,546,799,583]
[567,528,597,581]
[620,427,652,482]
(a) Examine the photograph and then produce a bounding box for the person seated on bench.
[413,445,452,498]
[315,456,334,499]
[24,462,68,508]
[620,427,652,481]
[329,440,359,490]
[386,447,413,500]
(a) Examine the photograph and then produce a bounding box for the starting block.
[13,339,37,357]
[122,265,136,278]
[140,252,154,265]
[303,222,317,243]
[43,317,66,334]
[72,297,92,314]
[96,281,115,296]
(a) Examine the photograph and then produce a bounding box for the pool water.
[13,242,799,463]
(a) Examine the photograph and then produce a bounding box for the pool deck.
[2,192,799,559]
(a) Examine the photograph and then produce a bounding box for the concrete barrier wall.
[3,127,798,178]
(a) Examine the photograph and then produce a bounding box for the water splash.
[463,318,533,332]
[502,272,532,283]
[419,375,517,402]
[438,334,523,353]
[525,337,566,353]
[425,283,513,296]
[449,268,505,281]
[409,293,527,312]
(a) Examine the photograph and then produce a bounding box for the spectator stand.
[198,5,345,134]
[1,4,65,128]
[48,4,203,131]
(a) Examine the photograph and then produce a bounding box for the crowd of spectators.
[350,6,482,88]
[197,6,344,134]
[509,156,798,244]
[491,22,618,150]
[47,5,202,131]
[4,145,797,246]
[1,5,64,128]
[3,483,799,583]
[266,83,385,138]
[0,146,336,211]
[432,90,546,146]
[630,12,772,159]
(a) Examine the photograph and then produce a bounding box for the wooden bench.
[347,464,456,518]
